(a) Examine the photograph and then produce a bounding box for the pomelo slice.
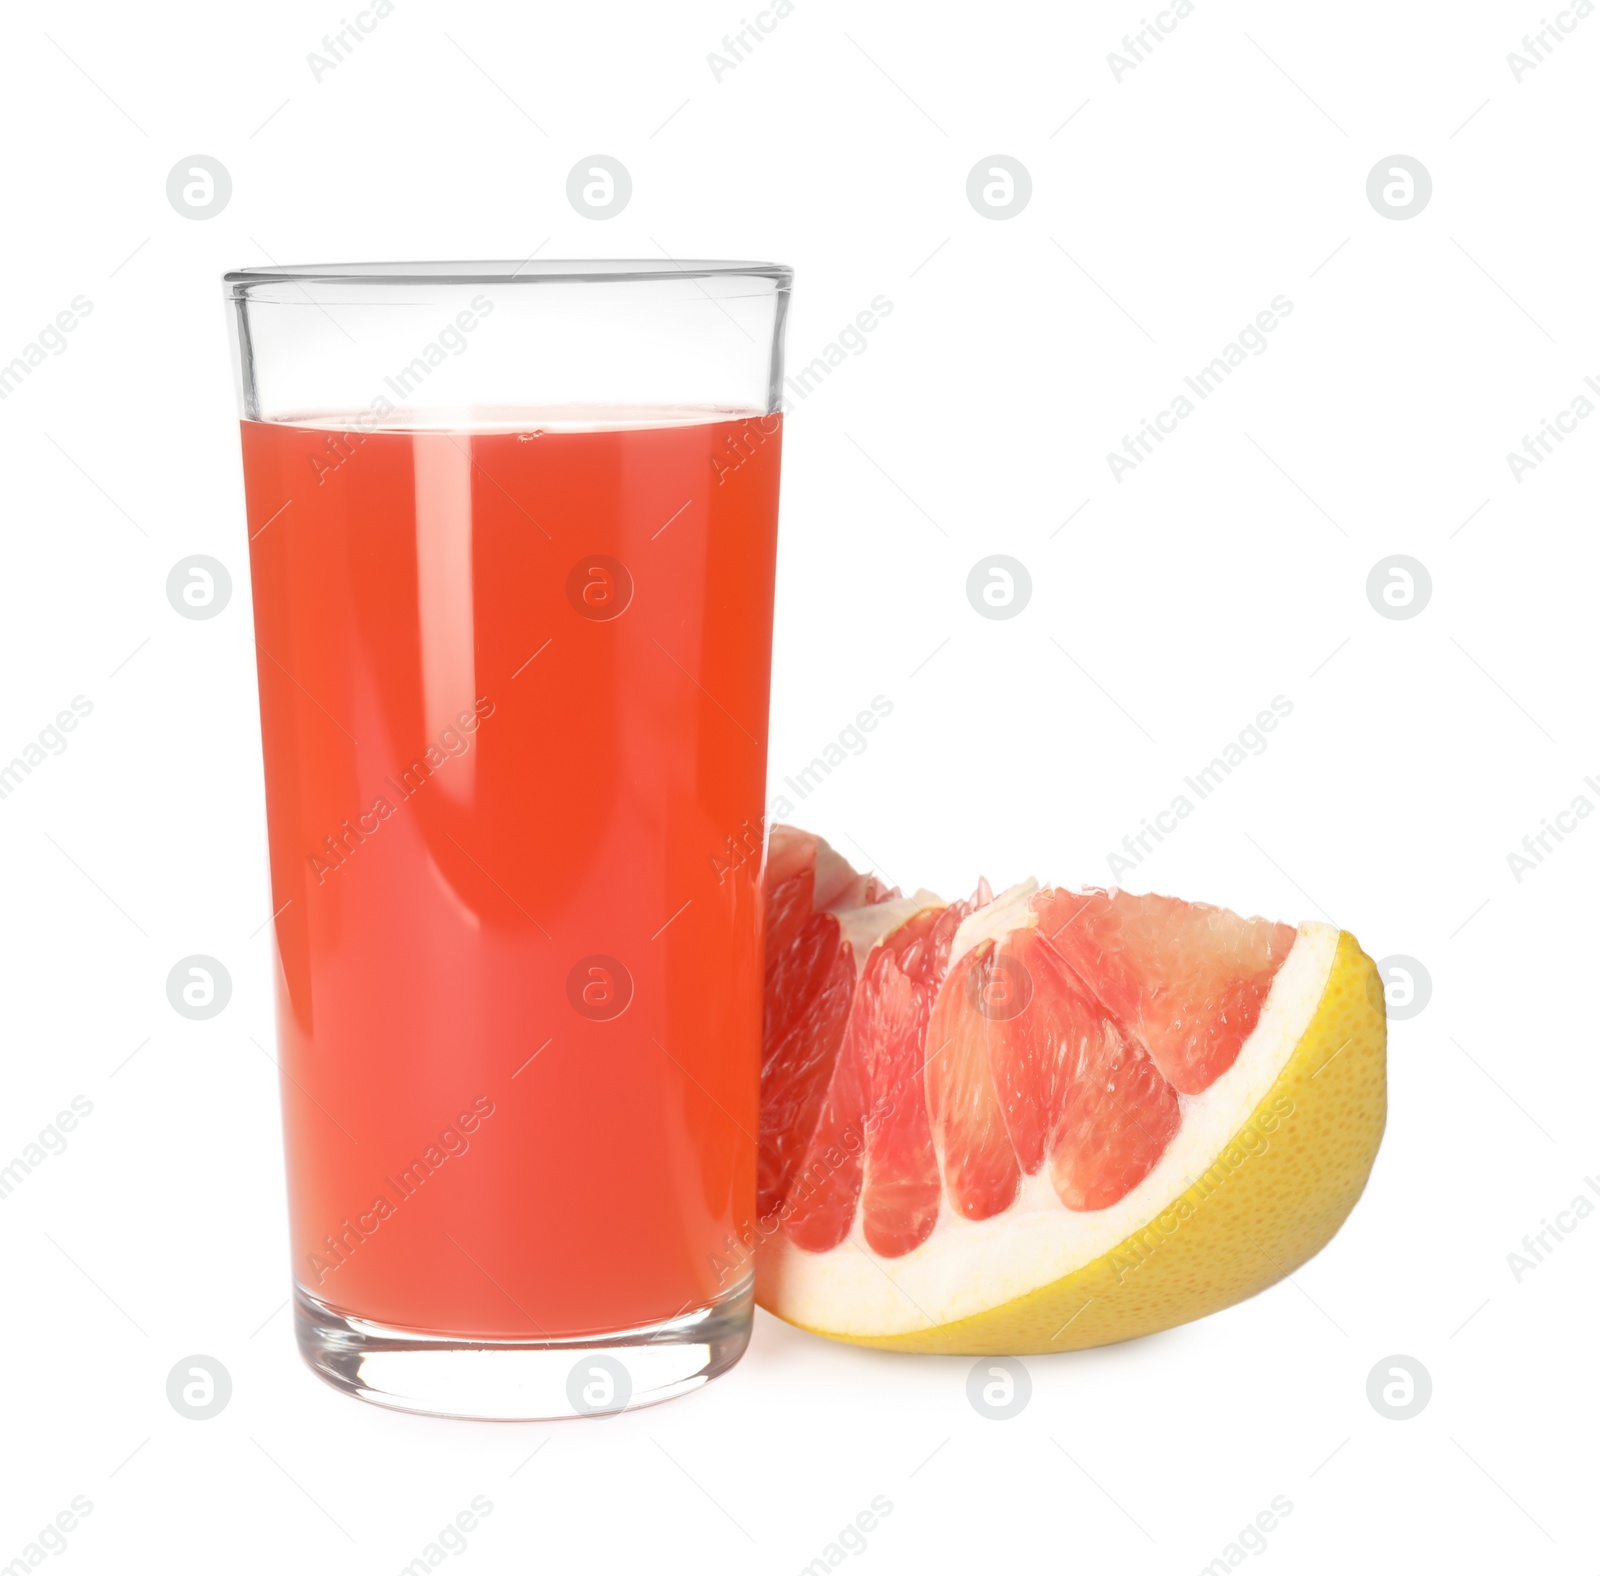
[755,829,1386,1354]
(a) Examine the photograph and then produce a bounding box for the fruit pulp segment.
[758,906,854,1223]
[242,412,781,1338]
[1036,890,1297,1093]
[762,845,1302,1260]
[858,905,964,1258]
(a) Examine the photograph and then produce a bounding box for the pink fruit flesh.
[760,834,1296,1258]
[1036,889,1295,1094]
[858,905,969,1256]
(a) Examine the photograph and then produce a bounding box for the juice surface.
[241,410,781,1338]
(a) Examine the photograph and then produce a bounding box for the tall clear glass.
[224,261,791,1419]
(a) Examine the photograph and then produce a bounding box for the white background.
[1,0,1595,1571]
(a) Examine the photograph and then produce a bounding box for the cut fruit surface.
[753,829,1386,1353]
[1037,889,1297,1094]
[757,826,900,1230]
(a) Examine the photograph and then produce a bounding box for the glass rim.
[224,259,793,293]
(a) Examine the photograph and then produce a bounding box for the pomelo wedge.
[755,826,1386,1354]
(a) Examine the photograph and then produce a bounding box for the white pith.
[760,920,1341,1336]
[948,878,1041,968]
[836,891,944,971]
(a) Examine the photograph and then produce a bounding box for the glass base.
[293,1279,753,1420]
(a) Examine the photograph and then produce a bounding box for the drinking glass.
[224,260,790,1418]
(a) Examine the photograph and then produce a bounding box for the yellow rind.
[766,929,1387,1355]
